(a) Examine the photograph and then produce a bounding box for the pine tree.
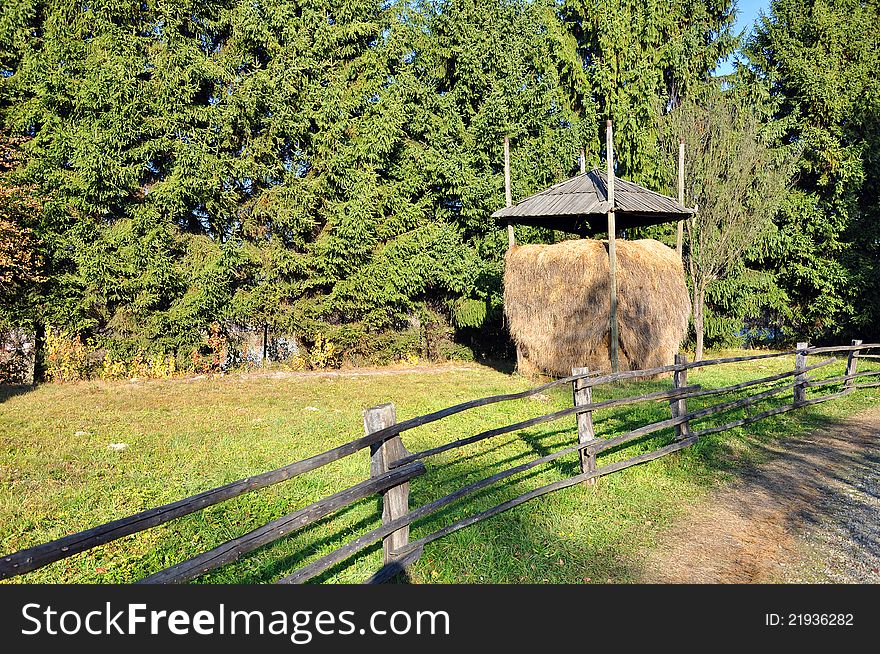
[744,0,880,342]
[564,0,737,187]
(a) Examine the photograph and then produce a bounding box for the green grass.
[1,352,878,584]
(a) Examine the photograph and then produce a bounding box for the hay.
[504,239,690,376]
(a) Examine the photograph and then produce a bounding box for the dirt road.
[638,407,880,583]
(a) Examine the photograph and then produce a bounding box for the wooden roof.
[491,168,693,236]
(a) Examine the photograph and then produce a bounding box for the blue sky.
[715,0,770,76]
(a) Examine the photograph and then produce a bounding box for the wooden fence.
[1,340,878,584]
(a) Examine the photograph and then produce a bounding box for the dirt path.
[173,362,486,383]
[638,407,880,583]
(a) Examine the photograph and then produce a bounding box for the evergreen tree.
[564,0,737,188]
[744,0,880,342]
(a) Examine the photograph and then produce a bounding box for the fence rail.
[2,340,878,584]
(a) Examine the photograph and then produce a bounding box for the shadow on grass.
[191,385,879,585]
[0,383,34,403]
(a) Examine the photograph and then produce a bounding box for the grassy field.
[1,351,878,584]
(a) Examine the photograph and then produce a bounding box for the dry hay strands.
[504,239,690,376]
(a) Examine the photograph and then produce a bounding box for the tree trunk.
[32,322,46,384]
[693,284,705,362]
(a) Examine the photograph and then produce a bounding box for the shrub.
[286,355,307,371]
[45,331,95,382]
[308,333,338,370]
[100,353,128,380]
[99,350,178,381]
[191,322,228,373]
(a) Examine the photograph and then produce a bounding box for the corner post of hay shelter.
[504,135,515,249]
[365,404,413,565]
[670,354,690,439]
[676,137,685,259]
[794,342,808,406]
[606,119,620,373]
[504,135,523,371]
[845,339,862,390]
[571,367,597,485]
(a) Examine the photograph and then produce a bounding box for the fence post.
[845,339,862,390]
[365,403,412,565]
[571,367,597,485]
[794,342,808,406]
[670,354,690,440]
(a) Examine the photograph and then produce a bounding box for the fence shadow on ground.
[2,343,878,584]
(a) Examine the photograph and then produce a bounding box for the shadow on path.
[636,407,880,583]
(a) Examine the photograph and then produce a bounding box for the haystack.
[504,239,690,376]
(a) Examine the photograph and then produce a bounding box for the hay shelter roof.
[492,169,693,236]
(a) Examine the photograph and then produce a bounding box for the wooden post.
[579,147,586,174]
[606,119,619,373]
[794,342,808,406]
[571,367,597,485]
[670,353,690,439]
[505,135,524,371]
[504,136,515,249]
[676,137,684,259]
[365,403,412,564]
[845,339,862,390]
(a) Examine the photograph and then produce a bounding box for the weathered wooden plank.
[366,404,412,565]
[682,357,835,400]
[805,368,880,388]
[607,120,619,373]
[137,461,425,584]
[692,390,847,438]
[363,546,424,584]
[355,349,832,451]
[676,138,684,257]
[391,384,700,468]
[0,426,409,579]
[589,382,794,456]
[806,343,880,354]
[393,436,699,558]
[394,360,839,468]
[505,135,515,248]
[279,427,700,585]
[278,379,802,585]
[278,445,591,584]
[571,367,596,483]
